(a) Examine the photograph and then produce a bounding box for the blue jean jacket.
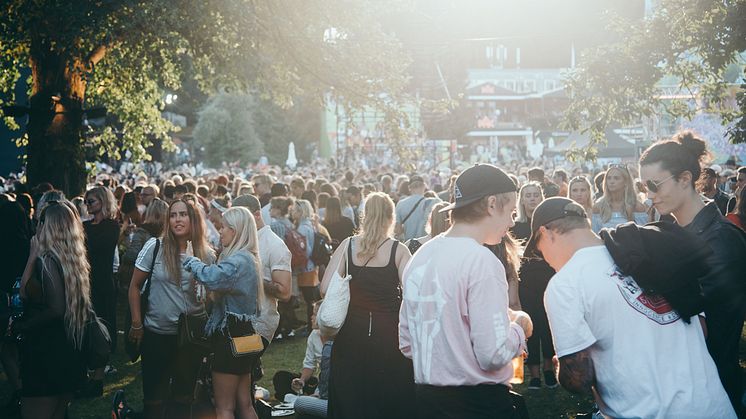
[183,250,259,336]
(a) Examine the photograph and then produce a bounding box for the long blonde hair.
[515,182,543,223]
[220,207,265,311]
[568,176,593,211]
[595,166,640,223]
[36,201,92,349]
[357,192,394,260]
[162,199,215,283]
[426,202,451,236]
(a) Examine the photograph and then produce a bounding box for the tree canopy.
[564,0,746,160]
[0,0,411,193]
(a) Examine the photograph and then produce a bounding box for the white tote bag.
[317,242,351,337]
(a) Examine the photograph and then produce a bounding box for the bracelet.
[130,324,143,330]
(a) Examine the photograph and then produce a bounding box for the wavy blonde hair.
[568,176,593,211]
[595,166,640,223]
[357,192,395,261]
[293,199,315,227]
[220,207,265,312]
[162,199,215,283]
[426,201,451,236]
[85,186,118,220]
[36,201,93,349]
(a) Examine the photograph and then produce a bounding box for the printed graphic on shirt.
[403,263,446,382]
[610,268,680,325]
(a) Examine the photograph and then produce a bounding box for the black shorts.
[211,319,267,375]
[141,328,202,402]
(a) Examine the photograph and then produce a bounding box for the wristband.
[130,324,143,330]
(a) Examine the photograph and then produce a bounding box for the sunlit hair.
[568,176,593,211]
[219,207,265,311]
[37,190,66,219]
[426,202,451,236]
[71,196,89,220]
[515,182,543,223]
[162,199,215,283]
[141,198,169,236]
[293,199,315,227]
[495,233,521,288]
[85,186,118,219]
[36,201,93,349]
[595,166,640,223]
[357,192,395,261]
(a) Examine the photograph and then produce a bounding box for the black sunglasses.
[645,174,676,193]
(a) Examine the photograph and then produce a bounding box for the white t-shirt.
[544,245,736,419]
[254,225,292,342]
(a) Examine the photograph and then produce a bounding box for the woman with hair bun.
[639,131,746,414]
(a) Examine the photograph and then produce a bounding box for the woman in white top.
[591,164,648,232]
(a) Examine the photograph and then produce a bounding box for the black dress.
[328,239,415,419]
[18,256,86,396]
[84,218,120,352]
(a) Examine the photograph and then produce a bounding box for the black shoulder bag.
[125,239,159,362]
[177,257,211,356]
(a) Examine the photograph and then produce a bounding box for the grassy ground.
[1,308,744,418]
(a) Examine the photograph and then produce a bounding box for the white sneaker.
[105,365,118,375]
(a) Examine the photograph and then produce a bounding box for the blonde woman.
[15,201,92,418]
[405,201,451,254]
[567,176,594,214]
[511,182,544,241]
[320,192,415,419]
[128,199,214,419]
[183,207,265,419]
[293,199,320,334]
[592,164,648,232]
[83,186,120,392]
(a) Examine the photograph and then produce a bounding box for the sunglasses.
[84,199,98,206]
[645,174,676,193]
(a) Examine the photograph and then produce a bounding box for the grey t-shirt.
[135,238,209,335]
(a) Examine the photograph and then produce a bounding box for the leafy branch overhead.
[0,0,412,163]
[564,0,746,152]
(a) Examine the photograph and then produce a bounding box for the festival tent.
[545,128,639,158]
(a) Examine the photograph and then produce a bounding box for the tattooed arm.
[558,349,596,395]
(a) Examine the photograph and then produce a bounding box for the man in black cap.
[399,164,532,419]
[528,197,736,419]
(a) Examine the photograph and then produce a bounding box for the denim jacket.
[296,219,316,272]
[183,250,259,336]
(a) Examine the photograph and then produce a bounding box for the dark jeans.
[300,286,320,332]
[141,328,202,402]
[415,384,521,419]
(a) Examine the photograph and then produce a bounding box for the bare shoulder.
[634,201,648,212]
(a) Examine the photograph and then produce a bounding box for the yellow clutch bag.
[230,334,264,357]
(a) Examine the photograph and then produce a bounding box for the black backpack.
[83,310,111,369]
[310,232,333,266]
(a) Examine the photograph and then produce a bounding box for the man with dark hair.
[344,186,364,228]
[699,167,731,215]
[527,167,545,184]
[400,164,532,418]
[527,197,736,419]
[553,169,569,196]
[290,177,306,199]
[261,182,289,225]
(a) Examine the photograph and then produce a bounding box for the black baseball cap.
[440,164,517,213]
[524,197,588,257]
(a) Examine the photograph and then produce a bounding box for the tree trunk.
[26,42,89,197]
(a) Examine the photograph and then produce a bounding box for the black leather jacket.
[683,202,746,315]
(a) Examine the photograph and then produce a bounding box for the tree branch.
[86,45,107,69]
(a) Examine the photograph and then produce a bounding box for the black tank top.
[347,239,402,314]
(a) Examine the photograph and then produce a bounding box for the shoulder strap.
[388,240,398,266]
[401,197,426,225]
[142,239,160,294]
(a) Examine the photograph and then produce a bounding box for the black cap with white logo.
[524,197,588,257]
[439,164,517,213]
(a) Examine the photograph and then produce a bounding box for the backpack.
[83,310,111,369]
[285,229,309,270]
[311,232,333,266]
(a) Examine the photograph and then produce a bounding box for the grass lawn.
[1,308,744,418]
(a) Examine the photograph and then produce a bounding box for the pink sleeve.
[467,256,525,371]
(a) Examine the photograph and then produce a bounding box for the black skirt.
[211,319,265,375]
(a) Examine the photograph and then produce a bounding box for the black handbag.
[125,239,159,362]
[83,310,112,369]
[177,310,211,355]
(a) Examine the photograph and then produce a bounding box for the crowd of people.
[0,129,744,419]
